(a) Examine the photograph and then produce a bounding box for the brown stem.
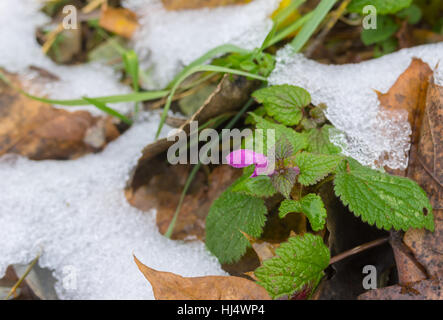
[329,237,389,265]
[305,0,352,58]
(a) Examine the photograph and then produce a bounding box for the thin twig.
[329,237,389,265]
[41,23,64,54]
[305,0,352,58]
[4,253,41,300]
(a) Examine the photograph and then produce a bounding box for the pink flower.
[226,149,270,177]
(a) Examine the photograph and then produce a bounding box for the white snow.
[0,0,132,115]
[0,114,226,299]
[268,43,443,169]
[0,0,239,299]
[123,0,280,89]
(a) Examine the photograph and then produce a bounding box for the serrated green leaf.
[334,158,434,231]
[232,175,277,198]
[255,234,330,299]
[270,168,299,199]
[274,136,294,160]
[279,194,327,231]
[361,15,399,45]
[295,152,344,186]
[206,191,267,264]
[249,113,308,156]
[304,125,342,155]
[252,85,311,126]
[348,0,412,14]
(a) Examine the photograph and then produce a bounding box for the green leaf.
[255,234,330,299]
[270,168,299,199]
[252,85,311,126]
[304,125,342,155]
[295,152,343,186]
[334,158,434,231]
[373,37,398,58]
[361,15,399,45]
[232,171,277,198]
[279,194,327,231]
[348,0,412,14]
[274,136,294,160]
[396,4,422,24]
[206,191,267,264]
[249,113,308,155]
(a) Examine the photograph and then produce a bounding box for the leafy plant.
[353,0,423,57]
[348,0,412,15]
[205,84,434,299]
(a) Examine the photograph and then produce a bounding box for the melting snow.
[123,0,280,89]
[0,0,132,115]
[268,43,443,169]
[0,115,226,299]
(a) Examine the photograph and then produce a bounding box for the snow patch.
[268,43,443,169]
[123,0,280,89]
[0,114,226,299]
[0,0,132,115]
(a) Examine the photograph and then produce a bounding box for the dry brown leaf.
[127,74,259,191]
[360,64,443,300]
[403,80,443,280]
[0,72,120,160]
[134,256,270,300]
[358,278,442,300]
[240,231,280,264]
[377,58,433,149]
[127,164,241,240]
[162,0,251,10]
[99,7,138,39]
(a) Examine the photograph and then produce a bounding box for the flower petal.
[226,149,267,168]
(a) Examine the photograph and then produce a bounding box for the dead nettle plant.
[205,83,434,299]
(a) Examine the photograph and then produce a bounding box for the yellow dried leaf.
[99,7,138,39]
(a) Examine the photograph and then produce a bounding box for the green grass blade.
[273,0,306,26]
[123,50,140,92]
[166,44,249,89]
[290,0,337,52]
[1,70,169,106]
[267,12,313,48]
[155,65,267,139]
[122,50,141,114]
[82,96,133,125]
[164,163,201,238]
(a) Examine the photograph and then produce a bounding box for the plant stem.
[329,237,389,265]
[305,0,352,57]
[4,253,41,300]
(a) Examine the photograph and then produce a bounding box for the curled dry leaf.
[0,72,120,160]
[99,7,139,39]
[161,0,251,11]
[134,256,270,300]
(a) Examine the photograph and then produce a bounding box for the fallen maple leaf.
[134,255,270,300]
[99,7,139,39]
